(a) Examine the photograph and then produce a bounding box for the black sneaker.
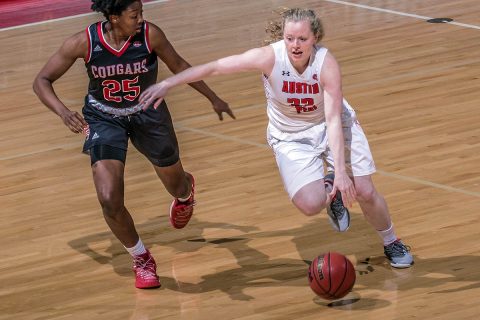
[384,239,414,268]
[324,173,350,232]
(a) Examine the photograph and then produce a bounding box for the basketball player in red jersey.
[33,0,235,289]
[140,8,414,268]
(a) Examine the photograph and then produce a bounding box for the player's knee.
[98,191,124,217]
[355,185,377,203]
[300,205,323,216]
[293,199,326,216]
[292,189,328,216]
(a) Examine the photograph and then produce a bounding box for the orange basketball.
[307,252,356,300]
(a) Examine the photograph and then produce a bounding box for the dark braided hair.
[91,0,139,19]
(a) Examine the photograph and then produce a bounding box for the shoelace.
[330,195,346,218]
[385,241,411,257]
[134,257,157,279]
[174,200,196,216]
[136,268,157,279]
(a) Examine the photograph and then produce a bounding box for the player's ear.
[110,15,120,24]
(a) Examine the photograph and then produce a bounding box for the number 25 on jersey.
[102,76,140,102]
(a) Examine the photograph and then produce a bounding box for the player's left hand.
[330,171,356,208]
[212,98,235,121]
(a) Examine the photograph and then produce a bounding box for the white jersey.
[263,40,356,133]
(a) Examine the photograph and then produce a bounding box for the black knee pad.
[90,145,126,165]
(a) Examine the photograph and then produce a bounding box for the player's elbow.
[32,74,50,97]
[213,58,239,76]
[32,75,41,96]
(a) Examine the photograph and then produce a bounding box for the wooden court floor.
[1,0,480,319]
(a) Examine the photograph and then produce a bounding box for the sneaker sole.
[390,261,414,268]
[136,282,161,289]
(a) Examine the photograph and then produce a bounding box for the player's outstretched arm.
[140,45,273,110]
[147,22,236,120]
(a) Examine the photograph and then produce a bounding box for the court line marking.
[1,104,479,198]
[1,1,478,198]
[0,0,169,32]
[375,170,480,198]
[323,0,480,30]
[5,0,479,32]
[0,142,82,161]
[172,117,480,199]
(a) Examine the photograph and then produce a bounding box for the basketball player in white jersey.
[139,8,413,268]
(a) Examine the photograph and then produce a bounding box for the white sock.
[377,224,397,246]
[178,191,192,202]
[125,238,147,257]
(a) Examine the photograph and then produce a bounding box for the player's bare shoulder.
[144,21,167,48]
[60,29,90,60]
[145,21,162,35]
[322,51,341,72]
[320,50,342,87]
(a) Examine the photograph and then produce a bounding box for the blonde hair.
[265,8,324,44]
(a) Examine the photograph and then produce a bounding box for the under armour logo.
[282,71,290,76]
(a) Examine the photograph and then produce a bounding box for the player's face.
[283,20,316,67]
[116,1,144,36]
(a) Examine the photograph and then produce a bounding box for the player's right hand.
[60,109,88,134]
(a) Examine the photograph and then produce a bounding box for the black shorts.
[82,101,179,167]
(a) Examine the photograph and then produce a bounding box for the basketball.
[307,252,356,300]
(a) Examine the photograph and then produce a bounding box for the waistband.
[87,94,143,116]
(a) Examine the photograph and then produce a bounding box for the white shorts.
[267,120,376,199]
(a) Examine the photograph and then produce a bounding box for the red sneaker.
[133,250,161,289]
[169,173,195,229]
